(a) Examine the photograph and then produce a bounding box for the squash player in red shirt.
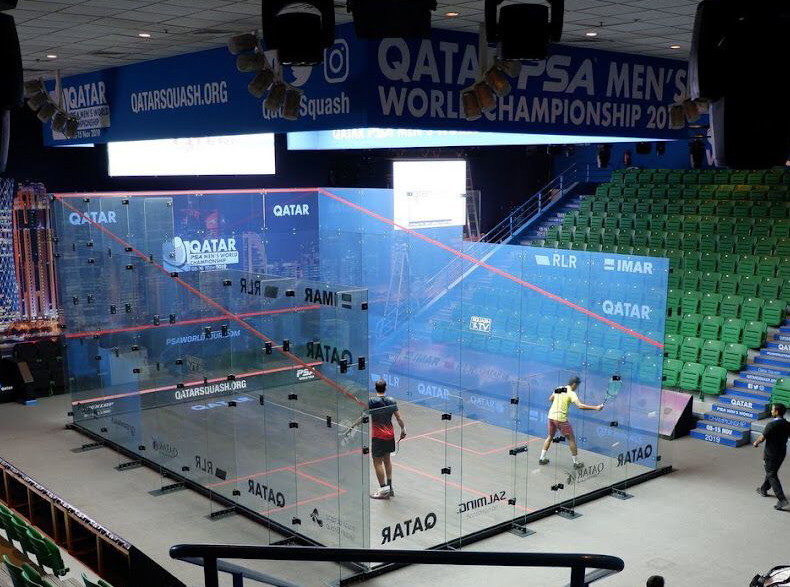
[346,379,406,499]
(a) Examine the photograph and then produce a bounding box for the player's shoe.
[388,485,394,497]
[573,462,585,470]
[538,458,549,465]
[370,487,391,499]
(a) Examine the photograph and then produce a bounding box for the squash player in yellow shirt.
[538,376,603,469]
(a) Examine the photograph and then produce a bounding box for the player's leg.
[540,419,556,464]
[370,456,390,499]
[562,421,583,469]
[383,453,393,496]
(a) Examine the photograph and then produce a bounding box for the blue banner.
[45,24,687,145]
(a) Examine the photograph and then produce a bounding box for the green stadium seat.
[782,279,790,302]
[680,362,705,391]
[666,201,682,215]
[590,215,605,231]
[664,334,682,359]
[747,171,766,184]
[603,215,619,231]
[665,315,681,336]
[734,236,755,255]
[562,214,577,229]
[649,247,665,258]
[730,171,747,183]
[776,259,790,281]
[699,201,717,217]
[624,171,639,184]
[743,320,767,348]
[680,313,702,337]
[653,187,668,199]
[588,243,603,252]
[716,218,736,235]
[766,171,784,185]
[3,554,26,587]
[714,170,731,184]
[680,337,703,362]
[772,220,790,238]
[763,299,787,327]
[648,214,666,231]
[663,358,683,387]
[591,199,606,214]
[721,343,748,371]
[718,253,739,273]
[754,236,776,256]
[633,246,650,256]
[668,172,683,185]
[735,254,760,275]
[760,276,782,300]
[621,201,636,215]
[664,214,682,232]
[26,530,68,576]
[638,171,654,184]
[665,249,683,270]
[605,200,621,215]
[698,252,718,272]
[752,219,773,238]
[635,200,651,215]
[734,218,755,236]
[579,199,593,213]
[718,273,741,295]
[721,318,745,344]
[632,229,649,247]
[647,230,664,248]
[721,294,744,318]
[682,172,699,185]
[681,251,701,271]
[611,170,624,183]
[777,238,790,256]
[739,275,762,297]
[700,315,724,340]
[741,297,764,322]
[595,185,609,197]
[619,216,635,231]
[616,230,632,247]
[756,256,779,278]
[615,245,634,254]
[682,234,701,252]
[22,565,55,587]
[681,291,702,315]
[701,365,727,396]
[682,270,701,291]
[700,272,720,293]
[700,292,723,316]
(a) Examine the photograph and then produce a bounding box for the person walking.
[754,402,790,511]
[539,376,603,469]
[346,379,406,500]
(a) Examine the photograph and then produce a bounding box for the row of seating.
[665,314,766,349]
[568,210,790,235]
[667,291,785,326]
[0,505,66,577]
[581,199,790,220]
[664,336,747,371]
[773,378,790,409]
[547,228,790,256]
[663,359,727,395]
[609,168,788,185]
[2,555,110,587]
[595,184,790,201]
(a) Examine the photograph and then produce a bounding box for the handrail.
[170,544,625,587]
[180,557,302,587]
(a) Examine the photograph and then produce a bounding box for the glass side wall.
[316,187,670,553]
[51,193,371,587]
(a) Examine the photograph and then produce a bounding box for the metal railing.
[170,544,625,587]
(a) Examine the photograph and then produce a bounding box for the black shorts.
[371,438,396,458]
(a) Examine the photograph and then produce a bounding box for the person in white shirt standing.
[538,376,603,470]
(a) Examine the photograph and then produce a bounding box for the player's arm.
[572,396,604,411]
[753,422,770,447]
[344,410,366,436]
[548,392,555,404]
[394,410,406,439]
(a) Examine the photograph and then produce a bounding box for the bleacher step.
[755,354,790,368]
[766,341,790,352]
[718,394,771,413]
[697,421,751,438]
[728,384,773,400]
[690,428,749,447]
[703,411,755,429]
[772,334,790,343]
[711,403,767,420]
[745,364,790,377]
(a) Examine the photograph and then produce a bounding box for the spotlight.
[52,110,68,133]
[484,66,511,97]
[494,58,521,78]
[248,68,274,98]
[348,0,436,38]
[596,144,611,169]
[623,150,632,167]
[486,0,564,60]
[228,33,257,55]
[683,99,701,123]
[474,80,496,112]
[262,0,335,65]
[27,91,49,111]
[282,86,302,120]
[63,116,79,138]
[461,87,481,121]
[669,103,685,129]
[36,101,56,122]
[264,81,287,113]
[23,79,45,98]
[237,52,268,72]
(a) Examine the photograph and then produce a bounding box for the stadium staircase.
[520,167,790,448]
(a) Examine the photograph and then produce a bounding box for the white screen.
[108,134,276,176]
[393,160,467,231]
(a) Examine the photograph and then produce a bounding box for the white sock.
[572,455,579,464]
[540,449,547,459]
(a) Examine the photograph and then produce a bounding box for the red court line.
[260,489,346,517]
[420,434,541,456]
[317,187,663,349]
[65,305,320,339]
[296,469,341,492]
[55,195,365,408]
[53,188,319,198]
[71,361,324,405]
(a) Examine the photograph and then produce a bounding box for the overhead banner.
[45,24,687,145]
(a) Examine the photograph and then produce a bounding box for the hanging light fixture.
[461,86,481,121]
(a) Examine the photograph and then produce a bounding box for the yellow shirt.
[548,388,578,422]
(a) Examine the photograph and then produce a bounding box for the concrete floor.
[1,395,788,587]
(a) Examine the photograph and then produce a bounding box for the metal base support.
[115,460,142,471]
[557,506,581,520]
[72,441,104,453]
[149,482,187,496]
[208,506,237,520]
[611,488,633,500]
[509,523,536,537]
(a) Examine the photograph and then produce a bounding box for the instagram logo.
[324,39,349,83]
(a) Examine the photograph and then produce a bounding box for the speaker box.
[499,4,550,60]
[689,0,732,101]
[349,0,434,38]
[0,358,35,403]
[0,14,23,109]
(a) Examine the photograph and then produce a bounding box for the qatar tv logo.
[163,236,239,271]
